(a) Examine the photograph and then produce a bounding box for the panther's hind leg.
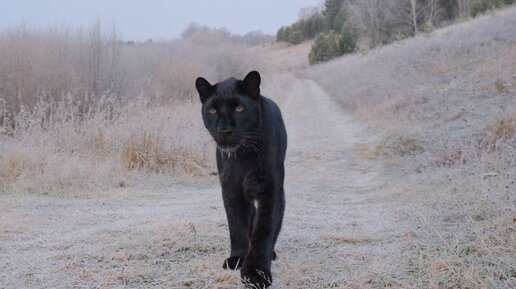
[271,188,285,262]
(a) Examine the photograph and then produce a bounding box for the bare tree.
[425,0,443,27]
[348,0,387,47]
[457,0,472,17]
[393,0,427,35]
[410,0,419,33]
[392,0,445,35]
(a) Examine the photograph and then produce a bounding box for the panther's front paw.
[222,256,244,270]
[240,264,272,288]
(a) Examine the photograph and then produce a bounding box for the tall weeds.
[0,23,266,193]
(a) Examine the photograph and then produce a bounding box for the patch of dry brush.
[0,24,266,193]
[0,94,213,193]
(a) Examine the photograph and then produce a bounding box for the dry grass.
[121,132,206,175]
[0,24,267,112]
[303,6,516,289]
[490,114,516,140]
[0,93,215,193]
[324,235,379,245]
[348,143,381,160]
[0,24,268,193]
[407,163,516,288]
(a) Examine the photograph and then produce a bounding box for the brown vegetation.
[0,23,267,193]
[304,7,516,288]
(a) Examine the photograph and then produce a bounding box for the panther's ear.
[195,77,213,103]
[242,71,261,100]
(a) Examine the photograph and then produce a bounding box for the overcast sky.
[0,0,322,40]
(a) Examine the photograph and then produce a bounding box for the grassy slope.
[303,7,515,288]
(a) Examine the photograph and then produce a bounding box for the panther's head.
[195,71,262,154]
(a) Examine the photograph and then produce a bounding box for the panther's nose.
[217,127,232,135]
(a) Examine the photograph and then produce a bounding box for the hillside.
[300,7,515,288]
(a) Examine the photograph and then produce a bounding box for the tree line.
[277,0,514,64]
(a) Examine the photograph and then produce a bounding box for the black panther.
[195,71,287,287]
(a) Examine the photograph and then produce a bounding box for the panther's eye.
[235,106,244,113]
[208,108,217,114]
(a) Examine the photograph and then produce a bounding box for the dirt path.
[280,78,411,287]
[1,77,412,288]
[284,78,380,189]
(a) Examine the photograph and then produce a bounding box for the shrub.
[309,31,341,65]
[471,0,515,17]
[300,13,326,38]
[288,29,304,44]
[338,23,358,54]
[308,26,357,65]
[322,0,345,30]
[471,0,490,16]
[276,11,326,44]
[276,26,287,41]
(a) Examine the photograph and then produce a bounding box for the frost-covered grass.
[304,7,516,288]
[0,26,269,193]
[0,94,214,193]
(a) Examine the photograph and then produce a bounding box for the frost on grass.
[0,95,214,194]
[304,7,516,288]
[0,24,271,193]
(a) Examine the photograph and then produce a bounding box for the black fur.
[196,71,287,288]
